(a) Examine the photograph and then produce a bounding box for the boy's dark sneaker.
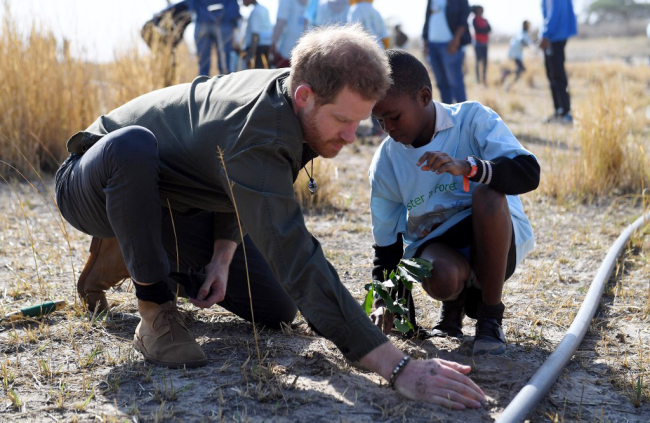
[473,317,506,355]
[473,302,506,355]
[430,289,466,339]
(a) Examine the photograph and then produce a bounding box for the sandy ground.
[2,37,650,422]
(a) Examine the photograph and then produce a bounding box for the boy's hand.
[369,302,394,335]
[417,152,471,176]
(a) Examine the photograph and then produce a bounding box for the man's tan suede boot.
[133,300,208,368]
[77,237,131,312]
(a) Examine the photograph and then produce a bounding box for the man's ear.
[293,84,314,108]
[420,86,432,106]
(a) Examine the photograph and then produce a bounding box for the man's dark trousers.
[55,125,296,327]
[544,40,571,116]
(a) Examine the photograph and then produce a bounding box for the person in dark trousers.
[540,0,577,124]
[368,49,539,356]
[56,25,486,410]
[422,0,471,104]
[471,5,490,85]
[187,0,241,76]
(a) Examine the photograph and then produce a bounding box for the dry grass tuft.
[539,77,650,201]
[0,6,196,176]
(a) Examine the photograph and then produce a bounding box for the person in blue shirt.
[187,0,241,76]
[422,0,471,104]
[539,0,577,124]
[368,49,540,355]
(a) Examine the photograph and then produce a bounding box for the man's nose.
[340,123,357,144]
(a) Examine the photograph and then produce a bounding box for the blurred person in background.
[393,24,409,49]
[188,0,241,76]
[314,0,350,27]
[241,0,273,69]
[348,0,389,49]
[422,0,471,104]
[501,20,532,89]
[471,5,490,86]
[272,0,309,68]
[539,0,577,125]
[141,1,193,86]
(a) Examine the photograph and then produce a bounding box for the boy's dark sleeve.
[469,154,540,195]
[372,233,403,282]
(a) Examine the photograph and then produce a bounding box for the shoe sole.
[133,336,209,369]
[430,329,463,339]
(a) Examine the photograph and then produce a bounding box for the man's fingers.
[189,288,225,309]
[435,363,486,399]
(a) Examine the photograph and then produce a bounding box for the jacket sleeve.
[213,212,243,244]
[465,102,540,195]
[223,141,388,362]
[468,155,540,195]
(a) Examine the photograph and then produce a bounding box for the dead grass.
[0,5,196,176]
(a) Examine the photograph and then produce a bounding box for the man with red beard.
[55,24,485,409]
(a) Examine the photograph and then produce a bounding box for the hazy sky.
[3,0,589,62]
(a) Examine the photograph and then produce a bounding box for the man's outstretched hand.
[359,342,485,410]
[394,358,485,410]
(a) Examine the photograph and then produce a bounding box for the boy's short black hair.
[385,49,432,99]
[523,20,530,30]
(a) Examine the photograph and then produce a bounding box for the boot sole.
[133,336,208,369]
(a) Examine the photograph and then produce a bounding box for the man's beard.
[299,107,341,159]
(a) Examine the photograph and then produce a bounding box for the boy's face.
[372,88,432,147]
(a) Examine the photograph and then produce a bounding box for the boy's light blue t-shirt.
[244,3,273,48]
[427,0,453,43]
[369,101,535,268]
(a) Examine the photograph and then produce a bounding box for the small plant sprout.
[363,258,433,333]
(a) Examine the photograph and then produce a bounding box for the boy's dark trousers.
[55,125,296,327]
[544,40,571,115]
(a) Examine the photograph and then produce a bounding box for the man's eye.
[391,114,401,121]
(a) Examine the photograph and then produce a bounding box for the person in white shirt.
[347,0,388,49]
[242,0,273,68]
[272,0,308,67]
[501,20,532,88]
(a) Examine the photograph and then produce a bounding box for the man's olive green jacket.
[66,69,388,361]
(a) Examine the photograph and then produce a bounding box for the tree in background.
[587,0,650,23]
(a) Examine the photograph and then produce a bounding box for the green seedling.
[363,258,433,333]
